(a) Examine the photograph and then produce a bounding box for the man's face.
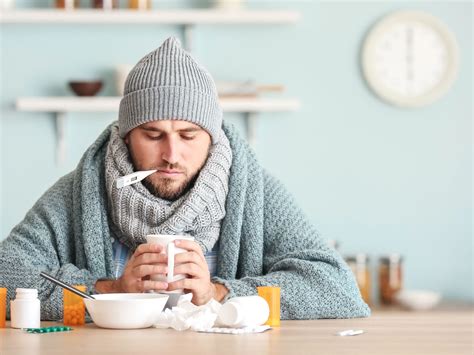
[125,120,211,201]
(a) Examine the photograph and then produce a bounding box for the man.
[0,37,370,320]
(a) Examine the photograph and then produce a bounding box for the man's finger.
[133,243,164,258]
[133,251,167,266]
[174,240,205,261]
[174,251,203,266]
[167,278,196,292]
[137,280,168,292]
[132,264,168,278]
[173,262,204,278]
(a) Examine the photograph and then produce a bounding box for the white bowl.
[84,293,169,329]
[395,290,442,311]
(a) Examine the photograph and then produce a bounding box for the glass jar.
[92,0,119,9]
[214,0,244,10]
[128,0,152,10]
[55,0,80,9]
[345,254,371,305]
[379,254,403,305]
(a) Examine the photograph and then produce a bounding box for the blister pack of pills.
[197,325,271,334]
[23,326,73,334]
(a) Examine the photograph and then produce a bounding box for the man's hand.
[167,239,229,305]
[95,243,168,293]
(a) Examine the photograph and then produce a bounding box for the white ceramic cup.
[115,64,134,96]
[0,0,15,10]
[145,234,194,294]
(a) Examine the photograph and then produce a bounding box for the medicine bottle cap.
[15,288,38,299]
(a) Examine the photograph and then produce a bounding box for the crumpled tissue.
[153,293,222,332]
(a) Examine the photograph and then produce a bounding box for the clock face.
[362,11,459,107]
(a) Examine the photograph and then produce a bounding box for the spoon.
[40,272,95,300]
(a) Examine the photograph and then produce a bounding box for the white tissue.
[153,294,273,334]
[153,293,222,332]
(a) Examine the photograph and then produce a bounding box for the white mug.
[0,0,15,10]
[145,234,194,294]
[115,64,134,96]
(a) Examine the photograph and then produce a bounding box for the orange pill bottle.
[63,285,86,326]
[0,287,6,328]
[257,286,281,327]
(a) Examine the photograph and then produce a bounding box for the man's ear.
[124,134,129,145]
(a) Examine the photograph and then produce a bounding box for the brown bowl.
[68,80,103,96]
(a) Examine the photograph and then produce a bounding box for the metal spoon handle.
[40,272,95,300]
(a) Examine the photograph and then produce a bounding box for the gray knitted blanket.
[0,121,370,320]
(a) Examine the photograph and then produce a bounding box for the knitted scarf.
[104,123,232,253]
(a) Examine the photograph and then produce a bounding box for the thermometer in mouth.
[116,169,157,189]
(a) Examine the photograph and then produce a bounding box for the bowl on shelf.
[84,293,169,329]
[394,290,442,311]
[68,80,103,96]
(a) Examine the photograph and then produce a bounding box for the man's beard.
[142,169,199,201]
[127,141,210,201]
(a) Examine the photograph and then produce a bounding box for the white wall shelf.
[0,9,300,51]
[16,96,301,113]
[0,9,300,25]
[16,96,301,163]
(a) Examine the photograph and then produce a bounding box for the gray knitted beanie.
[118,37,223,143]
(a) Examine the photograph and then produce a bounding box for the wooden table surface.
[1,307,472,355]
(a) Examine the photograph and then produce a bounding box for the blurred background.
[0,0,472,308]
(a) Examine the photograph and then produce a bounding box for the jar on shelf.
[214,0,244,10]
[345,254,371,305]
[55,0,79,9]
[92,0,119,9]
[379,254,403,305]
[129,0,152,10]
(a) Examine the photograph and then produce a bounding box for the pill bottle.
[63,285,86,326]
[10,288,41,329]
[217,295,269,328]
[257,286,281,326]
[0,287,6,328]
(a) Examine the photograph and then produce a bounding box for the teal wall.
[1,1,472,302]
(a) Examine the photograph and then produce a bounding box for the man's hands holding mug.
[166,239,227,305]
[96,240,228,305]
[116,243,169,293]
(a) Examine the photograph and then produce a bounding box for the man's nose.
[161,138,179,165]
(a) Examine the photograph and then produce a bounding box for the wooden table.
[1,307,472,355]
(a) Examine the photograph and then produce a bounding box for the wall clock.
[362,11,459,107]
